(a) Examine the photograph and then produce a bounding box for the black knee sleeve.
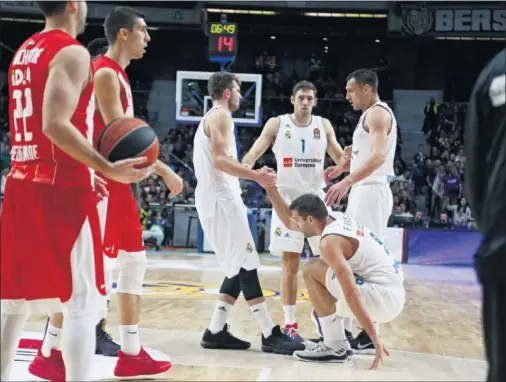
[238,268,263,301]
[219,274,241,300]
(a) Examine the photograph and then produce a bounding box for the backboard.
[175,71,263,127]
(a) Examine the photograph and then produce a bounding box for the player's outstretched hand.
[103,157,155,184]
[323,166,342,184]
[344,145,352,161]
[255,167,277,188]
[324,178,351,206]
[369,336,390,370]
[163,171,184,198]
[93,174,109,201]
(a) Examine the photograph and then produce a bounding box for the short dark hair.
[346,69,378,92]
[87,38,109,57]
[37,1,67,17]
[207,72,241,100]
[292,80,317,97]
[104,6,145,43]
[289,194,329,221]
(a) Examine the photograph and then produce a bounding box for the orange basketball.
[97,117,159,168]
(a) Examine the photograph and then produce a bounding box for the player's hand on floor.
[324,178,351,206]
[163,171,184,198]
[104,157,155,184]
[370,337,390,370]
[323,166,342,184]
[93,175,109,201]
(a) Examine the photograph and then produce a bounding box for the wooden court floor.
[23,253,486,381]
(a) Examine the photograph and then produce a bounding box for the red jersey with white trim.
[8,30,95,188]
[92,55,134,147]
[92,55,134,191]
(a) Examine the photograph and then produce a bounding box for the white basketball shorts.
[325,267,405,323]
[200,197,260,278]
[345,183,393,241]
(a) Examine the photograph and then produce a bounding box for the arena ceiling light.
[207,8,277,15]
[435,36,505,41]
[303,12,387,18]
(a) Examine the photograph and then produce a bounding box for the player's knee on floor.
[238,268,263,301]
[219,274,241,300]
[1,300,29,315]
[282,252,300,276]
[116,250,147,295]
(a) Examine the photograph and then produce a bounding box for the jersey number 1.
[301,139,306,153]
[12,88,34,142]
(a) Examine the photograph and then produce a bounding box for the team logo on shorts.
[274,227,282,237]
[246,242,254,253]
[313,127,320,139]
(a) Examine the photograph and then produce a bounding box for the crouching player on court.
[262,177,405,369]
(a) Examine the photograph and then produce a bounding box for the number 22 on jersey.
[11,67,34,142]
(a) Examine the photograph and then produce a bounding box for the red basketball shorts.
[0,178,106,315]
[98,183,144,258]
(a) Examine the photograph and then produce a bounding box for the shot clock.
[208,22,238,58]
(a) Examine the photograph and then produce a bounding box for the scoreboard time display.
[208,22,238,57]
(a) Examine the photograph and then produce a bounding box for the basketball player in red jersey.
[36,6,177,379]
[0,2,154,381]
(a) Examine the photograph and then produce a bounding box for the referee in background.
[464,49,505,382]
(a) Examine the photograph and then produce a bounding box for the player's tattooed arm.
[241,117,279,168]
[264,187,300,232]
[344,107,390,186]
[320,235,378,340]
[208,109,275,187]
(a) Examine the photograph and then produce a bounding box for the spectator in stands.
[143,211,167,251]
[453,197,473,227]
[410,211,426,227]
[429,212,452,229]
[413,144,426,165]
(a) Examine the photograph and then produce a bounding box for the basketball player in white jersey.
[242,81,349,341]
[193,72,305,355]
[324,69,397,353]
[263,185,404,368]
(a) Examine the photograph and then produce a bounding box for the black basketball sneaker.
[201,324,251,350]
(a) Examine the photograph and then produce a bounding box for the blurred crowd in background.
[2,4,498,249]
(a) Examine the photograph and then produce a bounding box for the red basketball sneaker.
[28,348,66,381]
[114,347,171,378]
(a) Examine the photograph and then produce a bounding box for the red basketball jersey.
[92,55,134,148]
[8,30,95,188]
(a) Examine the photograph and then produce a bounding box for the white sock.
[119,325,141,355]
[209,301,232,334]
[343,317,353,333]
[283,305,296,326]
[41,324,62,357]
[1,313,29,381]
[250,302,275,338]
[319,314,346,350]
[62,316,95,381]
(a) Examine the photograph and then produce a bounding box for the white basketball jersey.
[350,102,397,185]
[322,212,403,285]
[272,114,327,195]
[193,107,242,218]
